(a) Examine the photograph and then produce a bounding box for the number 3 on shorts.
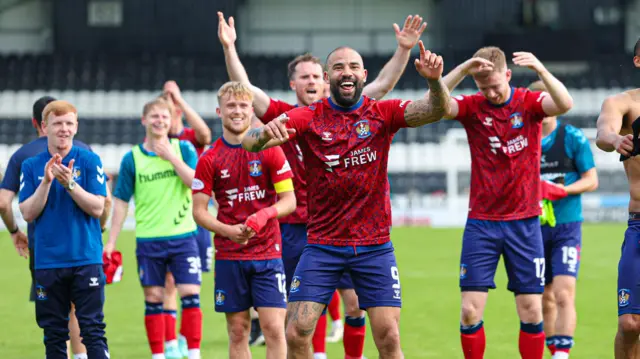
[187,256,202,282]
[533,257,545,286]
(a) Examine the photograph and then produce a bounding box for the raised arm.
[402,42,451,127]
[363,15,426,100]
[512,52,573,116]
[164,81,212,145]
[243,112,297,152]
[218,12,271,117]
[596,94,632,154]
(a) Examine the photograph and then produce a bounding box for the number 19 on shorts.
[533,257,545,286]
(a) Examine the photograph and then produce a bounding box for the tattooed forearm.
[243,127,270,152]
[404,77,451,127]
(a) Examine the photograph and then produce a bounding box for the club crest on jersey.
[510,112,524,129]
[72,167,81,180]
[248,160,262,177]
[215,290,226,306]
[619,288,631,308]
[354,120,371,139]
[35,285,47,300]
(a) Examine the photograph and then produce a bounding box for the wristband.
[9,226,19,234]
[245,207,278,234]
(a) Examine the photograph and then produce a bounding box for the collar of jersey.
[221,136,242,148]
[328,96,364,112]
[44,145,78,161]
[137,143,161,157]
[487,87,515,108]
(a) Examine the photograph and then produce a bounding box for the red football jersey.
[192,138,293,260]
[283,96,410,246]
[172,127,207,157]
[261,99,307,224]
[454,87,547,221]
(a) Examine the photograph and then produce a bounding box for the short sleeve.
[453,94,472,121]
[192,154,215,197]
[84,153,107,197]
[18,160,36,203]
[283,106,313,139]
[261,99,294,124]
[525,90,547,120]
[264,146,294,185]
[113,152,135,202]
[0,153,22,192]
[179,140,198,170]
[568,127,595,173]
[378,99,412,133]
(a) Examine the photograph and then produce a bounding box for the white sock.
[151,354,166,359]
[313,354,327,359]
[73,354,88,359]
[188,348,201,359]
[552,352,569,359]
[165,339,178,348]
[333,319,343,328]
[179,334,187,342]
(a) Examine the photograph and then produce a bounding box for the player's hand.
[152,140,175,161]
[512,52,546,74]
[11,230,28,259]
[163,80,183,103]
[614,134,635,156]
[104,240,116,259]
[462,57,494,76]
[218,11,237,49]
[52,158,75,189]
[414,41,443,80]
[225,224,251,245]
[393,15,427,50]
[263,114,296,143]
[43,154,59,184]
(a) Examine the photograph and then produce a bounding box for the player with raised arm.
[105,98,203,359]
[218,11,426,357]
[436,47,573,358]
[160,80,213,359]
[529,80,598,359]
[595,38,640,359]
[192,82,296,359]
[18,100,110,359]
[242,41,450,359]
[0,96,112,359]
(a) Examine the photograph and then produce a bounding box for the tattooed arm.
[242,126,291,153]
[403,77,451,127]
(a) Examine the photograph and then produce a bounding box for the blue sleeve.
[568,127,595,173]
[0,152,22,192]
[179,140,198,170]
[18,160,36,203]
[113,152,135,202]
[84,152,107,197]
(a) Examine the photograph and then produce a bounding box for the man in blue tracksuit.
[19,100,110,359]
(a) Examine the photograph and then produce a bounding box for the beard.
[329,76,364,107]
[222,121,250,135]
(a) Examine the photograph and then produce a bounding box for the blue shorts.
[618,220,640,316]
[288,242,401,310]
[281,223,353,292]
[542,222,582,285]
[214,259,287,313]
[136,235,202,287]
[460,217,545,294]
[195,226,213,273]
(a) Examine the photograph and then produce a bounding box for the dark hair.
[287,53,323,80]
[33,96,56,125]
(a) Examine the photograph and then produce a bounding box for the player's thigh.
[288,244,346,306]
[256,306,287,335]
[34,268,72,323]
[549,222,582,280]
[167,237,202,286]
[460,219,504,290]
[367,306,401,346]
[195,225,213,273]
[617,221,640,316]
[348,244,401,310]
[280,223,308,292]
[214,260,252,313]
[70,264,106,327]
[136,243,169,287]
[503,217,545,294]
[250,259,288,309]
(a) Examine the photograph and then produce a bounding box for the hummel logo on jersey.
[89,277,99,287]
[226,188,238,207]
[38,176,44,181]
[488,136,501,154]
[324,155,340,172]
[221,169,230,178]
[277,160,292,175]
[97,174,105,184]
[321,132,333,141]
[483,117,493,126]
[96,166,104,175]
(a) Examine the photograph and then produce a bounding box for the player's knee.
[542,289,556,311]
[553,287,574,309]
[227,320,250,345]
[372,321,401,354]
[460,301,482,325]
[260,318,285,341]
[165,273,176,288]
[619,315,640,335]
[515,295,543,323]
